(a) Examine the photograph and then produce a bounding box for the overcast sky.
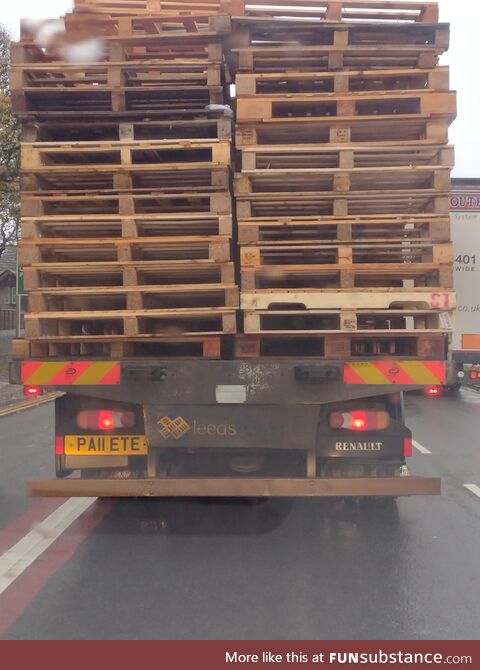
[2,0,479,177]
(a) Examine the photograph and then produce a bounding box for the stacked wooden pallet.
[72,0,227,15]
[228,0,457,359]
[11,7,238,359]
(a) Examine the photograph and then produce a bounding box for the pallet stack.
[11,0,457,363]
[228,0,457,359]
[11,4,238,359]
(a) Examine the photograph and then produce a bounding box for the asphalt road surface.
[1,389,479,640]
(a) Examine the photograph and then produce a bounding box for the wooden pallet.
[228,21,448,72]
[236,117,450,148]
[22,139,230,168]
[13,86,226,115]
[235,167,451,199]
[240,288,455,311]
[227,0,439,23]
[238,214,451,245]
[72,0,439,23]
[24,308,237,338]
[13,335,227,360]
[14,23,226,58]
[240,242,453,268]
[234,332,446,360]
[243,308,453,334]
[12,61,224,93]
[22,212,233,239]
[240,143,454,171]
[19,235,231,265]
[16,105,233,124]
[59,13,230,38]
[231,45,446,74]
[23,166,230,192]
[22,139,231,190]
[21,190,232,217]
[29,284,239,312]
[72,0,227,17]
[23,260,235,290]
[236,67,449,98]
[236,190,450,219]
[241,263,453,291]
[21,116,232,144]
[236,91,456,123]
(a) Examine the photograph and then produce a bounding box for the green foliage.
[0,24,20,258]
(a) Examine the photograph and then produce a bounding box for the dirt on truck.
[10,0,457,498]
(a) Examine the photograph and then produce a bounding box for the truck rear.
[450,179,480,388]
[10,0,456,498]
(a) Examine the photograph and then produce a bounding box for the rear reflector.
[404,437,413,458]
[23,385,43,397]
[55,436,65,455]
[329,409,390,431]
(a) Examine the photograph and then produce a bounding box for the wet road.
[1,389,479,640]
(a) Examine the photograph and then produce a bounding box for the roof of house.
[0,246,17,275]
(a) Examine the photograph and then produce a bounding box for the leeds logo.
[157,416,191,440]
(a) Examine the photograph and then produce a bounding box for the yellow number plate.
[64,435,148,456]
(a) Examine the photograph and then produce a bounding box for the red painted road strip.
[0,499,66,556]
[0,499,111,637]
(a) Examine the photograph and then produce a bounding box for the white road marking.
[464,484,480,499]
[413,440,432,455]
[0,497,96,596]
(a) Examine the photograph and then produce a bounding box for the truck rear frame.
[11,359,444,498]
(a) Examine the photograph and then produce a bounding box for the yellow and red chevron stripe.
[344,361,446,386]
[22,361,121,386]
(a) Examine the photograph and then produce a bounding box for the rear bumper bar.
[27,476,441,498]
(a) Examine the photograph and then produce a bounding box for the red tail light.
[425,385,442,396]
[404,437,413,458]
[329,409,390,431]
[471,372,478,380]
[55,436,65,455]
[77,409,135,431]
[24,385,43,397]
[352,414,367,430]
